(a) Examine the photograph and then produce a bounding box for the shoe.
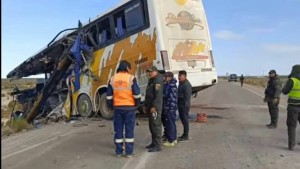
[162,137,168,142]
[148,147,161,152]
[174,140,178,144]
[288,145,295,151]
[178,137,189,142]
[145,143,154,149]
[266,123,272,127]
[125,154,133,158]
[267,124,277,129]
[116,154,122,158]
[163,141,175,147]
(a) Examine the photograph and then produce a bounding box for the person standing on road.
[177,70,192,142]
[162,72,178,147]
[264,70,282,129]
[282,64,300,151]
[107,60,141,158]
[144,66,164,152]
[240,74,245,87]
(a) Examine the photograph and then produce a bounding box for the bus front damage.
[7,23,95,124]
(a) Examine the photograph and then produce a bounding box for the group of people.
[106,60,192,157]
[106,60,300,157]
[264,65,300,151]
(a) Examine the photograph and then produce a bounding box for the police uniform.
[107,65,141,156]
[282,65,300,151]
[145,66,164,152]
[264,70,282,128]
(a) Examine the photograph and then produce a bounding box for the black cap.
[147,66,158,72]
[165,71,174,78]
[179,70,187,76]
[268,70,276,74]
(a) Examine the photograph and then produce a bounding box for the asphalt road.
[2,81,300,169]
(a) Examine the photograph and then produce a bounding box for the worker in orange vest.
[107,60,141,158]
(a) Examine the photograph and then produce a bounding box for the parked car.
[228,74,238,82]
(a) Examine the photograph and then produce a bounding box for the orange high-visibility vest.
[110,73,135,106]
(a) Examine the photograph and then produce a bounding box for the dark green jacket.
[264,76,282,101]
[145,74,164,112]
[178,79,192,111]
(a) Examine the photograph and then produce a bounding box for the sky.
[2,0,300,78]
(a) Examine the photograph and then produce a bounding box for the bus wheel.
[76,94,94,117]
[99,93,113,120]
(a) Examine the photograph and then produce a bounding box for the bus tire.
[76,94,94,117]
[99,93,114,120]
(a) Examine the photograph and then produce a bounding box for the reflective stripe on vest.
[111,73,135,106]
[289,78,300,101]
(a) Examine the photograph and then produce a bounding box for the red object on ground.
[197,113,207,123]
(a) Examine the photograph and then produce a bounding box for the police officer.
[177,70,192,142]
[107,60,141,158]
[144,66,164,152]
[264,70,282,129]
[282,64,300,151]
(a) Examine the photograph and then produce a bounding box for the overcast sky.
[2,0,300,78]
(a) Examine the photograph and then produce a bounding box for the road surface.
[2,81,299,169]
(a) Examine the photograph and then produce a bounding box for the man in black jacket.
[264,70,282,129]
[177,70,192,142]
[282,64,300,151]
[144,66,164,152]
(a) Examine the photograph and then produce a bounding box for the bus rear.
[156,0,217,93]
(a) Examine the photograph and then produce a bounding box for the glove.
[272,98,278,104]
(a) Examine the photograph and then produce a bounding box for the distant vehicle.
[228,74,238,82]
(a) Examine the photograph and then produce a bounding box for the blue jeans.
[113,109,135,155]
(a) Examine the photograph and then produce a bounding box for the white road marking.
[121,152,151,169]
[2,126,88,160]
[243,86,287,109]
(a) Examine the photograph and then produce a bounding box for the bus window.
[97,18,112,44]
[87,25,98,47]
[124,1,145,32]
[114,12,126,37]
[113,1,145,37]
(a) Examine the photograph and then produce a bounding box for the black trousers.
[267,101,279,125]
[286,105,300,147]
[178,107,189,138]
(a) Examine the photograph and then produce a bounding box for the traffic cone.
[196,113,207,123]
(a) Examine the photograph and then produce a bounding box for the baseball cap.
[165,71,174,78]
[268,70,276,74]
[147,66,158,72]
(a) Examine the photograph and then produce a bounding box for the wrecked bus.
[7,0,217,122]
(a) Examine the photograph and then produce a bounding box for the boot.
[145,143,154,149]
